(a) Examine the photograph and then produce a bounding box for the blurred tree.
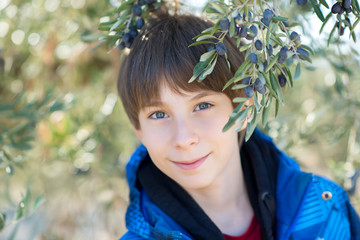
[0,0,138,238]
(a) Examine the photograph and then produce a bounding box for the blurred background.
[0,0,359,239]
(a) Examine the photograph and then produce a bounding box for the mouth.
[172,153,210,170]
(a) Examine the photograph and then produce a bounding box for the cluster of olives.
[214,11,259,56]
[331,0,352,14]
[118,0,156,50]
[242,77,266,98]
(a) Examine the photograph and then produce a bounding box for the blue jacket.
[121,130,360,240]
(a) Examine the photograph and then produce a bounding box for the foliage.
[0,0,136,237]
[0,89,62,230]
[96,0,360,142]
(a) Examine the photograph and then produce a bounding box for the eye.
[149,111,168,119]
[195,102,212,111]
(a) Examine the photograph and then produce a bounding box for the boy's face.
[135,83,242,191]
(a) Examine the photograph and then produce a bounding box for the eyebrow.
[143,91,218,108]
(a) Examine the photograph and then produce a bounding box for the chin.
[176,174,215,191]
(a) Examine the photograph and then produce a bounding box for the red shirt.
[223,216,262,240]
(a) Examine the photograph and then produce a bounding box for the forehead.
[142,82,222,107]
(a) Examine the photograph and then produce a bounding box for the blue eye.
[150,112,168,119]
[195,103,212,111]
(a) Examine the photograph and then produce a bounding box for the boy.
[117,13,360,240]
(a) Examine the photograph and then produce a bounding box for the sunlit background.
[0,0,359,239]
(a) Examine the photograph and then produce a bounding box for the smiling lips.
[173,154,210,170]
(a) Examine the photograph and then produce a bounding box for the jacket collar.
[124,145,154,238]
[275,152,313,239]
[124,130,314,239]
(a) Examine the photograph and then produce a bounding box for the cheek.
[196,110,231,135]
[139,122,171,148]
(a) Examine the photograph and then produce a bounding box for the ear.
[133,125,143,141]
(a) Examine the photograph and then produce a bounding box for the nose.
[172,118,199,149]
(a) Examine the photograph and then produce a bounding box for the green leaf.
[223,74,251,91]
[189,57,212,83]
[98,26,111,31]
[200,26,214,35]
[196,34,218,42]
[117,0,132,12]
[240,43,252,52]
[343,18,356,41]
[110,20,123,32]
[33,194,46,211]
[107,37,119,48]
[236,38,241,48]
[350,18,360,36]
[223,109,248,132]
[245,109,258,141]
[224,53,231,70]
[265,53,280,73]
[284,65,293,87]
[211,21,220,35]
[189,41,215,47]
[233,101,246,114]
[229,18,235,37]
[320,12,332,34]
[233,58,250,78]
[207,2,225,14]
[310,0,325,22]
[262,73,278,98]
[270,35,283,46]
[294,63,301,80]
[231,84,248,90]
[253,94,261,111]
[352,0,360,12]
[99,19,117,26]
[319,0,329,8]
[193,31,215,40]
[269,70,283,103]
[200,50,215,62]
[289,22,301,28]
[271,22,280,34]
[298,52,312,63]
[0,213,5,231]
[23,188,31,210]
[271,16,288,22]
[299,44,314,55]
[275,99,280,118]
[81,33,102,43]
[199,57,218,81]
[305,65,316,71]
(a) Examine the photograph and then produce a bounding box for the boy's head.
[117,13,245,130]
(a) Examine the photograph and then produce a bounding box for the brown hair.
[117,13,245,129]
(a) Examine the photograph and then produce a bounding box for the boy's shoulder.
[276,160,360,239]
[120,231,144,240]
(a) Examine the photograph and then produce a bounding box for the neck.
[186,152,254,236]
